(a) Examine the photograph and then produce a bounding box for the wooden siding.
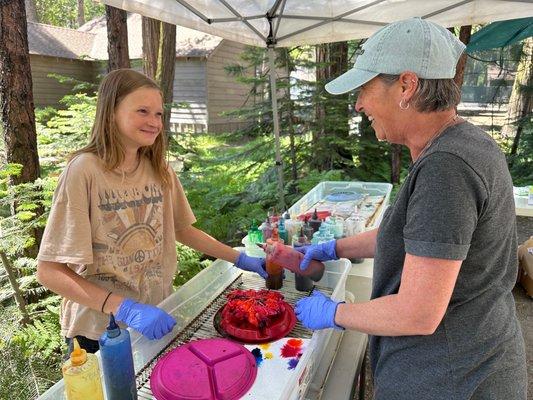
[30,55,99,108]
[170,59,208,132]
[206,40,250,133]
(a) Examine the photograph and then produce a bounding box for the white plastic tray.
[38,256,350,400]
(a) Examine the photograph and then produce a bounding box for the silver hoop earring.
[399,99,410,110]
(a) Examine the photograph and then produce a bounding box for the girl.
[36,69,266,352]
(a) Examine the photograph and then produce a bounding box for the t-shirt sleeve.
[403,152,487,260]
[37,158,94,265]
[170,170,196,232]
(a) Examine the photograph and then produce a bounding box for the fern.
[12,302,63,359]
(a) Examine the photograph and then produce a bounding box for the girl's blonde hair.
[71,69,171,186]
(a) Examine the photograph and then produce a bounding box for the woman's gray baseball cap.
[325,17,466,95]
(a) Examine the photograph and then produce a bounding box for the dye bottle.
[265,228,284,290]
[308,209,322,233]
[260,218,273,241]
[302,220,315,241]
[247,219,263,244]
[99,313,137,400]
[312,224,335,244]
[265,241,325,282]
[62,338,104,400]
[278,217,289,244]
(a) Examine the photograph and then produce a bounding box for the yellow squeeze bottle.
[62,338,104,400]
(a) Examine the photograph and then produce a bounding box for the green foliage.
[508,119,533,186]
[173,243,211,288]
[35,0,105,28]
[0,303,63,400]
[177,133,270,244]
[36,93,96,174]
[12,300,63,359]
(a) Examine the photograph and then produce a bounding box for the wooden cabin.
[27,14,252,133]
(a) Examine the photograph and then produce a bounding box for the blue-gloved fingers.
[115,298,135,321]
[294,245,309,255]
[300,251,313,271]
[154,325,166,340]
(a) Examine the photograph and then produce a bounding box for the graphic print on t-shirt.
[92,183,164,295]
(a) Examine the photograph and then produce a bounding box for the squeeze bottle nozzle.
[70,337,87,366]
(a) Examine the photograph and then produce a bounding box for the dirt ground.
[356,107,532,400]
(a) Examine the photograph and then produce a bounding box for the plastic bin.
[37,255,350,400]
[288,181,392,225]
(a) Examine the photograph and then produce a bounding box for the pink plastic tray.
[150,338,257,400]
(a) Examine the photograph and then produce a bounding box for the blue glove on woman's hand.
[235,252,268,279]
[115,298,176,340]
[295,290,344,330]
[294,240,338,270]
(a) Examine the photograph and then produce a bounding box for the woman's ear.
[398,71,418,99]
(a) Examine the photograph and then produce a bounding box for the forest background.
[0,1,531,398]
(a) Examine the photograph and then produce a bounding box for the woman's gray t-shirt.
[370,121,527,400]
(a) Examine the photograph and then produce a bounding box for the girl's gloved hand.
[294,240,338,270]
[295,290,344,330]
[235,252,268,279]
[115,298,176,340]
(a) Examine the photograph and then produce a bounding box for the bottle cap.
[106,313,121,339]
[70,337,87,366]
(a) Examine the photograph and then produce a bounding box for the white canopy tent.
[100,0,533,207]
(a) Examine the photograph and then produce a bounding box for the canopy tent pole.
[268,46,285,210]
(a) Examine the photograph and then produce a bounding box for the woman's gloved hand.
[235,252,268,279]
[295,290,344,330]
[294,240,338,270]
[115,298,176,340]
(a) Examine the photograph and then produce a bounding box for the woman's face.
[355,77,402,143]
[114,87,163,151]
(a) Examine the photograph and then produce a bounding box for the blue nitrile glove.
[115,298,176,340]
[294,240,338,270]
[235,252,268,279]
[295,290,344,330]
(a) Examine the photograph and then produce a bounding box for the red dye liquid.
[280,339,303,358]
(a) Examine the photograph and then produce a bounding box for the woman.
[36,69,266,352]
[295,18,527,399]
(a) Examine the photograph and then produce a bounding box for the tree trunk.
[105,5,130,72]
[24,0,37,22]
[283,49,298,182]
[0,0,40,186]
[0,251,30,326]
[1,0,42,253]
[453,25,472,88]
[313,41,350,170]
[142,16,160,79]
[77,0,85,27]
[157,22,176,133]
[505,38,533,144]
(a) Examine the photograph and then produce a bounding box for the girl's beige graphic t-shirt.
[38,153,196,340]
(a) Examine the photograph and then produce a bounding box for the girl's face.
[114,87,164,152]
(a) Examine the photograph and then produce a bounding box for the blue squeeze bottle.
[99,313,138,400]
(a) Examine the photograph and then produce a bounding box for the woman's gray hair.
[379,74,461,113]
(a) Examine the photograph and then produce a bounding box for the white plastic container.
[38,255,350,400]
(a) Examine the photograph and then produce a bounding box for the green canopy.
[466,17,533,53]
